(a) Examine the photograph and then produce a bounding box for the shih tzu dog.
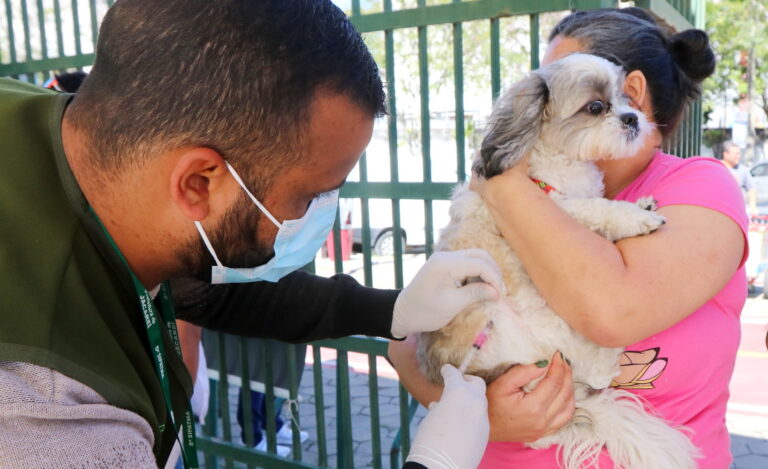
[417,54,699,469]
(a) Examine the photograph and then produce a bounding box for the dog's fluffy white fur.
[417,54,699,469]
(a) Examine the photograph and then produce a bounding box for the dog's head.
[475,53,652,178]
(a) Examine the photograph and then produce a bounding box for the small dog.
[417,54,699,469]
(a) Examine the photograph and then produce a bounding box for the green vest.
[0,78,192,465]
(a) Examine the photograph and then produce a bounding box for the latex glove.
[407,364,490,469]
[391,249,505,339]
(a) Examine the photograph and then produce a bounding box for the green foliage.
[705,0,768,124]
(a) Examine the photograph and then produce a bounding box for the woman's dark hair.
[549,8,715,138]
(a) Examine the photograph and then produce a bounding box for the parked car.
[750,162,768,207]
[349,199,451,256]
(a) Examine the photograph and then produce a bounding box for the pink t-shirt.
[480,151,748,469]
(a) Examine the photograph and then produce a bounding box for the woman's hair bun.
[669,29,716,82]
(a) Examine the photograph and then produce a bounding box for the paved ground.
[728,295,768,469]
[206,254,768,468]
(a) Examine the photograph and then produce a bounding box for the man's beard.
[180,196,275,281]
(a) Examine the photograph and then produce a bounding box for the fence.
[1,0,704,468]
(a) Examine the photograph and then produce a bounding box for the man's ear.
[624,70,651,117]
[169,147,231,221]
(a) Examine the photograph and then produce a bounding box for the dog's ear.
[474,72,549,178]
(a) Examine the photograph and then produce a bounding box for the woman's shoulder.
[633,151,735,193]
[650,151,729,176]
[640,151,748,229]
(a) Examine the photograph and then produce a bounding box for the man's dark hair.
[68,0,385,191]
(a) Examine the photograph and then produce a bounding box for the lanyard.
[93,214,199,469]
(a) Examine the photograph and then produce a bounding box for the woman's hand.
[469,159,530,198]
[487,352,575,442]
[388,336,443,406]
[389,338,575,443]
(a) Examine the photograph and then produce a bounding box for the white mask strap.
[225,162,282,228]
[194,221,224,267]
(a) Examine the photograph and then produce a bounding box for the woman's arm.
[388,338,575,442]
[476,167,744,348]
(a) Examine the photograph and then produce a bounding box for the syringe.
[457,320,494,374]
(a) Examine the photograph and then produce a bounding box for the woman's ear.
[169,147,231,221]
[624,70,652,118]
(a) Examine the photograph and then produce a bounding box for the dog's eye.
[585,100,606,115]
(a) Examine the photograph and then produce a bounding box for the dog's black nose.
[620,113,639,129]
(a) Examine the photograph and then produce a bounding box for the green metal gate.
[1,1,705,468]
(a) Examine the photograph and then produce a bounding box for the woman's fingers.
[486,352,576,442]
[531,352,575,437]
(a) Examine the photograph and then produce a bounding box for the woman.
[389,8,746,468]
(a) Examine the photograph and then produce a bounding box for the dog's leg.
[555,197,666,242]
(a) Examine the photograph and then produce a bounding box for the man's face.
[190,91,374,275]
[723,145,741,167]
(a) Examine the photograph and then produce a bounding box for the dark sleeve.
[171,270,400,342]
[402,463,427,469]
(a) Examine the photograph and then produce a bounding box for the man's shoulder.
[0,77,57,103]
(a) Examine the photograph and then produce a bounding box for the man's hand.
[487,352,575,442]
[407,365,489,469]
[391,249,505,338]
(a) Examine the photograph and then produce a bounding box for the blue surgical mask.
[194,162,339,283]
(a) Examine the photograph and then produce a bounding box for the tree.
[705,0,768,130]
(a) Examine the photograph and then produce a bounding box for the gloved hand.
[391,249,505,339]
[407,365,490,469]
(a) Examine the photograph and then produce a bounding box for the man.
[0,1,505,467]
[722,140,757,213]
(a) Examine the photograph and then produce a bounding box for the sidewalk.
[729,296,768,469]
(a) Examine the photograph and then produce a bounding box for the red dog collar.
[530,177,559,194]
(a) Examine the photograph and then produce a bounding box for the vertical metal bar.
[384,0,404,289]
[36,0,48,60]
[53,0,65,58]
[351,0,361,16]
[696,100,703,155]
[20,0,33,62]
[530,14,540,70]
[688,106,694,157]
[359,152,374,286]
[286,344,303,461]
[89,0,98,47]
[106,0,114,6]
[216,332,234,469]
[238,338,255,468]
[452,4,466,182]
[332,210,344,274]
[368,355,383,469]
[417,0,434,257]
[397,385,411,465]
[490,17,501,101]
[312,346,328,467]
[263,341,278,455]
[71,0,82,55]
[336,350,354,468]
[204,375,219,469]
[5,0,18,64]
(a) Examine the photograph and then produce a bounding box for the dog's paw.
[597,201,667,241]
[637,208,666,232]
[625,207,666,237]
[636,196,658,212]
